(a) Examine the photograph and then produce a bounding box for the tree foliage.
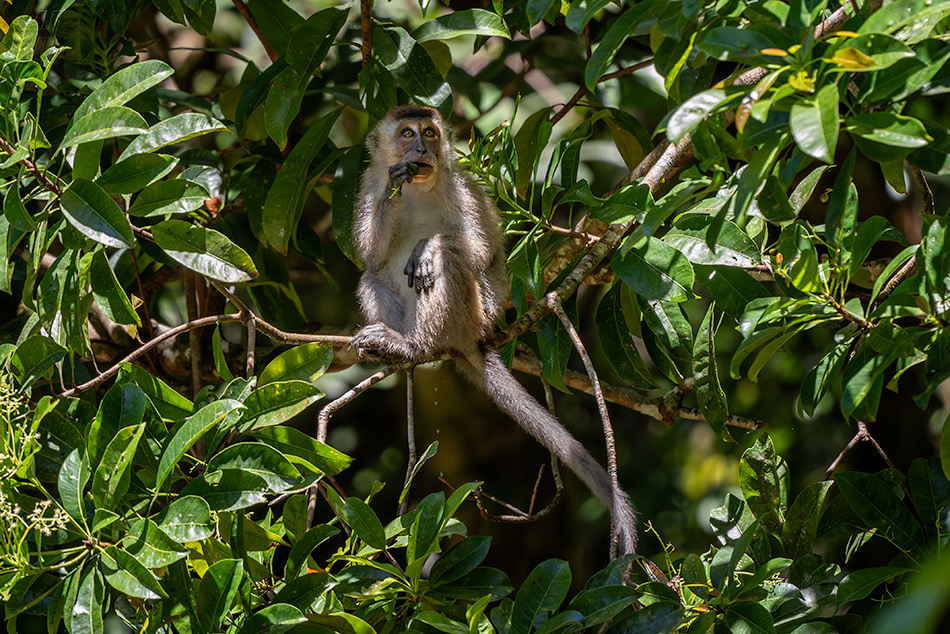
[1,0,950,632]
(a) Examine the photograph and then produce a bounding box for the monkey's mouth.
[413,162,434,178]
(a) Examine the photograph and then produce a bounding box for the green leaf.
[4,183,36,231]
[537,312,572,394]
[58,448,90,524]
[739,435,789,536]
[413,9,509,41]
[568,585,639,627]
[693,305,730,441]
[342,498,388,550]
[837,567,910,607]
[595,284,657,389]
[154,495,214,542]
[834,33,915,71]
[799,341,849,417]
[640,297,692,358]
[206,442,302,491]
[60,179,135,248]
[836,471,926,555]
[259,343,333,385]
[89,250,141,326]
[240,380,324,431]
[245,0,303,57]
[305,613,377,634]
[430,536,492,586]
[197,559,245,633]
[152,219,258,283]
[88,383,146,469]
[436,566,513,601]
[724,601,775,634]
[408,492,445,565]
[609,602,683,633]
[909,456,950,542]
[72,59,173,122]
[782,481,833,560]
[254,425,352,476]
[61,106,148,150]
[0,15,38,62]
[613,236,695,302]
[119,363,193,420]
[700,27,778,63]
[262,110,341,254]
[212,326,235,382]
[118,113,227,161]
[128,180,209,217]
[238,604,307,634]
[91,423,145,510]
[179,468,272,510]
[285,525,339,577]
[513,107,553,199]
[664,216,760,268]
[510,560,572,634]
[526,0,558,26]
[66,566,105,634]
[668,89,736,144]
[698,266,770,321]
[847,112,931,162]
[789,84,839,164]
[585,0,661,91]
[96,154,177,194]
[121,519,189,567]
[12,335,65,388]
[100,546,167,599]
[156,399,245,490]
[372,24,452,114]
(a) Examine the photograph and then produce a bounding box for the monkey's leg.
[353,273,424,359]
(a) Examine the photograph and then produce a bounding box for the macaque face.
[391,118,442,181]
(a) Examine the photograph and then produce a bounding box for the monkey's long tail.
[458,349,638,556]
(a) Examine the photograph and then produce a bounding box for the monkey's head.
[371,105,450,188]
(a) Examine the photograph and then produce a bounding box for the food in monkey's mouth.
[412,162,434,178]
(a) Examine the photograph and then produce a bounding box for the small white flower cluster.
[0,493,70,537]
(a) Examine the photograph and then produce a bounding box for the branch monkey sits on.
[351,104,638,555]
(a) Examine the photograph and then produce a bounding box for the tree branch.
[231,0,279,63]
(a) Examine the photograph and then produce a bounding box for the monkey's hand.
[388,161,419,198]
[404,238,437,293]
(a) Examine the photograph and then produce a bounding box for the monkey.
[350,105,638,556]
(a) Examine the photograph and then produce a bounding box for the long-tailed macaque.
[351,105,638,555]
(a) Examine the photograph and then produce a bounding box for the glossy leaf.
[613,236,694,303]
[668,89,735,144]
[262,110,341,254]
[782,481,833,560]
[739,435,789,536]
[836,471,925,555]
[240,380,324,431]
[118,363,193,420]
[91,423,145,510]
[693,305,730,441]
[663,216,760,268]
[68,566,105,634]
[372,24,452,114]
[128,180,209,216]
[72,59,173,121]
[152,219,258,283]
[414,9,509,41]
[118,113,227,161]
[100,546,167,599]
[585,0,661,91]
[239,604,307,634]
[156,399,245,491]
[846,112,931,162]
[197,559,245,633]
[61,106,148,150]
[595,284,657,389]
[837,567,910,607]
[89,250,140,325]
[430,536,492,586]
[206,441,302,491]
[286,525,340,577]
[789,84,839,163]
[58,447,90,523]
[510,560,572,634]
[179,468,272,511]
[342,497,388,549]
[254,425,352,476]
[60,179,135,248]
[154,495,214,542]
[88,383,146,469]
[259,342,333,385]
[407,492,445,565]
[121,519,189,567]
[96,154,177,194]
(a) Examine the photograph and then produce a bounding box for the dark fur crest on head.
[385,104,440,122]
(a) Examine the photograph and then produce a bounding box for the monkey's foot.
[350,323,416,361]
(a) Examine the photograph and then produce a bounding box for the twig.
[824,420,896,479]
[360,0,373,68]
[316,361,411,443]
[510,347,763,430]
[551,59,654,125]
[908,163,935,216]
[58,314,242,397]
[551,300,621,557]
[184,271,202,397]
[875,257,917,306]
[246,314,256,378]
[828,296,874,331]
[0,135,62,195]
[232,0,279,62]
[399,368,416,515]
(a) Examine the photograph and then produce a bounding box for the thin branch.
[399,368,416,515]
[184,271,202,397]
[361,0,373,68]
[551,59,654,125]
[59,314,242,397]
[875,256,917,306]
[908,162,935,215]
[232,0,279,62]
[0,135,62,195]
[828,296,874,331]
[246,314,257,378]
[316,361,411,443]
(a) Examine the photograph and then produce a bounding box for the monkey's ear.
[367,130,381,150]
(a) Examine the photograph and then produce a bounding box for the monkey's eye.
[423,128,436,138]
[401,129,414,138]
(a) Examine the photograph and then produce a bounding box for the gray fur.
[352,106,638,555]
